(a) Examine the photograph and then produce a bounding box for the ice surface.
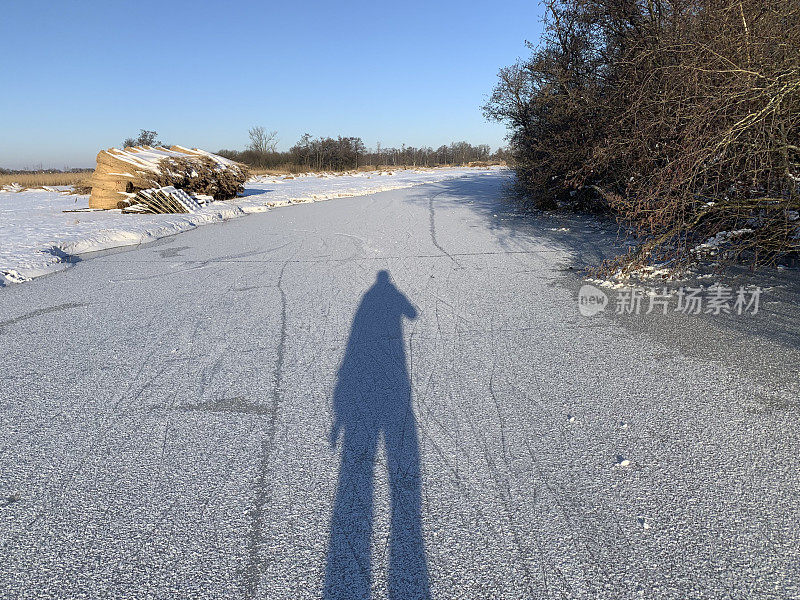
[0,167,493,284]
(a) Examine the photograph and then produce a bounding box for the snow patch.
[2,269,30,284]
[615,456,631,468]
[692,229,754,255]
[1,183,24,193]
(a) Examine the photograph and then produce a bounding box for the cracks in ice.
[0,302,88,335]
[241,259,290,599]
[428,190,461,266]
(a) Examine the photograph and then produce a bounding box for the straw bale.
[88,146,249,209]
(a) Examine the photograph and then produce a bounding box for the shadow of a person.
[324,270,430,600]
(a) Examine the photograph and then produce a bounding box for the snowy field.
[0,167,491,285]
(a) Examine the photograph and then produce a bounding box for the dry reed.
[0,171,92,190]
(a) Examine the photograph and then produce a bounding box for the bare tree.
[123,130,162,148]
[221,136,502,171]
[248,127,278,154]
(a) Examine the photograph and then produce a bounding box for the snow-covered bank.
[0,167,496,285]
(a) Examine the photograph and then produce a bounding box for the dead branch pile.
[89,146,249,210]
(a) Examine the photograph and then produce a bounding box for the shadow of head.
[348,270,417,338]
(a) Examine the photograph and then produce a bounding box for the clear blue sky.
[0,0,543,169]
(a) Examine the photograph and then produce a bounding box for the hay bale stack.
[88,145,249,209]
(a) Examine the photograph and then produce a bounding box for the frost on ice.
[0,167,497,285]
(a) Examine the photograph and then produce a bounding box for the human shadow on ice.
[324,270,430,600]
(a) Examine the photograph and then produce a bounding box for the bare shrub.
[486,0,800,272]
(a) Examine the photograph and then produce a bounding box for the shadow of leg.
[324,425,378,600]
[386,416,431,600]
